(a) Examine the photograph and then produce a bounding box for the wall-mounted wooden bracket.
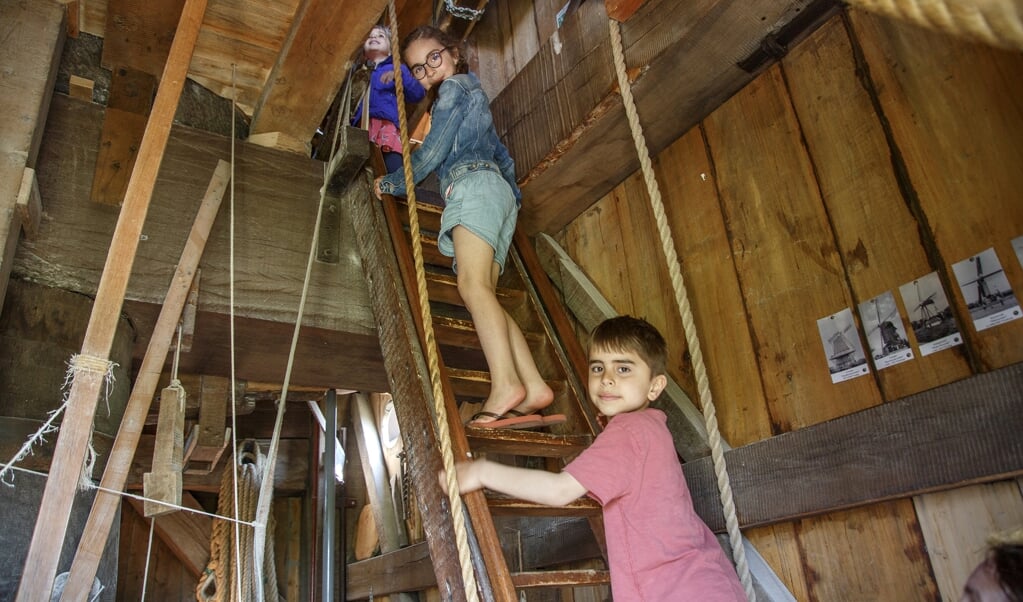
[144,384,186,517]
[183,375,231,475]
[318,126,369,264]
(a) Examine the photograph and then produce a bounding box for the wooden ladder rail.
[376,174,515,599]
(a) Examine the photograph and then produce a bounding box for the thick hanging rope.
[607,18,755,601]
[847,0,1023,51]
[387,4,481,600]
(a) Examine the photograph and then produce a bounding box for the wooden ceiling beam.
[249,0,389,149]
[493,0,839,235]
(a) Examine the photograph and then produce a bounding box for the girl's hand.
[373,176,384,200]
[379,68,395,85]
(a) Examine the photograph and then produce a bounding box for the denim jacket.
[350,56,426,127]
[378,72,521,203]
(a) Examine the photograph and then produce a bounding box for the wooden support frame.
[15,1,208,597]
[685,363,1023,532]
[58,159,229,599]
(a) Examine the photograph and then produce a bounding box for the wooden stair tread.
[465,427,591,458]
[433,314,546,350]
[447,368,566,402]
[393,196,443,232]
[425,271,526,310]
[486,495,602,517]
[511,569,611,588]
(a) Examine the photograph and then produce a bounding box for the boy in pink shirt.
[450,316,747,601]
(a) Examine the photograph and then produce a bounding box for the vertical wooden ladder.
[378,176,613,598]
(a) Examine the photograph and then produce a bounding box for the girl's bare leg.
[452,226,552,424]
[504,311,554,414]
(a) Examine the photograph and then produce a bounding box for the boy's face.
[587,345,666,418]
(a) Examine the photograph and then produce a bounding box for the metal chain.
[444,0,485,21]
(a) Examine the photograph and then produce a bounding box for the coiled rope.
[197,440,278,602]
[387,3,481,600]
[847,0,1023,51]
[607,17,756,601]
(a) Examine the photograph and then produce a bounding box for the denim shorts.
[439,165,519,274]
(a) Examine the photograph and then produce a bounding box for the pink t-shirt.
[564,409,747,601]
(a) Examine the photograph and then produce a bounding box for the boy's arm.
[449,458,587,507]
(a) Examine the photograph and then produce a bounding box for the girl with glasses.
[375,26,562,430]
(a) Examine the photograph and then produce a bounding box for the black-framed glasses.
[410,48,446,80]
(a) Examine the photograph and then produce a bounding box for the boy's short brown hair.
[589,315,667,376]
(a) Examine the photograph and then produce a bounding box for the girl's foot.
[467,384,526,427]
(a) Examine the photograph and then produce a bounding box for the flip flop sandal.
[466,410,546,430]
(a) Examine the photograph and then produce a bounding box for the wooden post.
[143,384,186,516]
[59,159,229,599]
[16,0,208,594]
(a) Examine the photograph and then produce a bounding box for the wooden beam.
[16,2,208,596]
[249,0,388,145]
[60,159,227,600]
[353,392,405,552]
[15,167,43,240]
[127,436,309,493]
[126,492,212,578]
[684,363,1023,532]
[495,0,838,234]
[0,0,64,317]
[347,542,436,600]
[20,95,387,390]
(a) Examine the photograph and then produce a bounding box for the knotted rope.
[388,3,481,600]
[607,17,755,601]
[848,0,1023,51]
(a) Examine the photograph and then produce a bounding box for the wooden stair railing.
[375,157,612,597]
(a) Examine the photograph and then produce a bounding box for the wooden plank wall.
[544,8,1023,602]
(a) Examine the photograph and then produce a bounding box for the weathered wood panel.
[683,364,1023,530]
[705,62,884,431]
[850,9,1023,369]
[655,127,773,446]
[493,0,836,235]
[783,16,973,400]
[796,500,937,600]
[117,501,195,601]
[914,481,1023,601]
[17,94,387,390]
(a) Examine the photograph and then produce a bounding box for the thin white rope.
[607,17,755,601]
[140,516,156,602]
[229,63,244,602]
[7,465,262,527]
[0,354,117,488]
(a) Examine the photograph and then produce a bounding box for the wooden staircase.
[376,172,613,598]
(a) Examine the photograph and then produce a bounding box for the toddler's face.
[364,28,390,56]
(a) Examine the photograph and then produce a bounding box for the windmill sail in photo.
[817,308,870,384]
[951,247,1022,332]
[897,272,963,356]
